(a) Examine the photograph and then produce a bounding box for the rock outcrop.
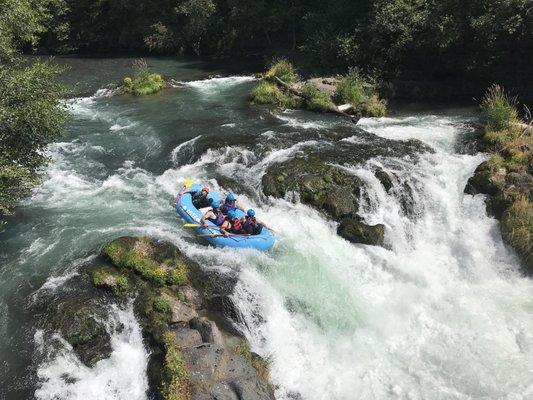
[96,236,274,400]
[262,130,431,246]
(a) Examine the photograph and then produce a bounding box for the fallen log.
[268,76,360,124]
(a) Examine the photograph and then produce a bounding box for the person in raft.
[220,210,244,236]
[220,192,245,215]
[242,209,272,235]
[180,185,213,209]
[200,201,225,227]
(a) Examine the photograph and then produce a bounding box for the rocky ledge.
[36,236,274,400]
[262,128,432,246]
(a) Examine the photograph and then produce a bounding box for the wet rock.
[48,298,111,367]
[163,292,198,324]
[375,168,393,192]
[337,218,385,246]
[262,132,431,224]
[182,343,274,400]
[179,284,204,309]
[172,324,203,348]
[190,317,224,346]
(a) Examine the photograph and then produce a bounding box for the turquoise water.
[1,57,532,400]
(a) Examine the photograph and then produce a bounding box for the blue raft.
[176,184,275,251]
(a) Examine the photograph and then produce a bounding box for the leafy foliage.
[122,59,165,96]
[337,69,387,116]
[0,61,67,227]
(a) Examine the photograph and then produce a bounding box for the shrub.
[337,69,387,117]
[265,58,298,84]
[482,85,518,133]
[122,59,165,96]
[362,94,387,117]
[250,81,300,109]
[162,331,190,400]
[337,69,367,105]
[501,197,533,271]
[302,83,333,112]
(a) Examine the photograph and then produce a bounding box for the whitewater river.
[1,57,533,400]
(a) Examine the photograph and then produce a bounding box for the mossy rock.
[501,197,533,272]
[49,298,112,367]
[101,237,189,287]
[91,266,131,295]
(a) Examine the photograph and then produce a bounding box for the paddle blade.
[184,223,200,228]
[184,178,194,188]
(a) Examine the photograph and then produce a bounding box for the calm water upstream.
[1,57,532,400]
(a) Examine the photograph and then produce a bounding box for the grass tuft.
[302,83,333,112]
[162,331,191,400]
[336,69,387,117]
[482,84,518,133]
[265,58,298,84]
[250,81,301,109]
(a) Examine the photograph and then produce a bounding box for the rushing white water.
[7,75,531,400]
[35,304,149,400]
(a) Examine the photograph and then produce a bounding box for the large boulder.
[337,219,385,246]
[182,343,274,400]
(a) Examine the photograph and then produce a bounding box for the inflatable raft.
[175,183,275,251]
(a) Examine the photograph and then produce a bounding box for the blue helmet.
[247,209,255,217]
[226,193,236,202]
[227,210,237,219]
[211,201,220,209]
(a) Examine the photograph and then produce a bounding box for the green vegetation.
[501,197,533,270]
[162,331,191,400]
[34,0,530,96]
[168,263,188,286]
[91,268,130,294]
[481,85,531,173]
[302,83,333,112]
[265,59,298,84]
[235,338,271,382]
[0,0,67,229]
[337,69,387,117]
[250,81,300,109]
[153,295,170,315]
[476,85,532,270]
[122,59,164,96]
[482,85,519,133]
[103,238,191,287]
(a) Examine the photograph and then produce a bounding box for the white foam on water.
[35,304,149,400]
[178,76,256,94]
[222,115,533,399]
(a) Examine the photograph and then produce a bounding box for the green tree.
[0,0,68,228]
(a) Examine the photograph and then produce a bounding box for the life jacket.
[207,209,225,226]
[192,192,211,209]
[220,202,237,215]
[243,216,262,235]
[228,217,243,234]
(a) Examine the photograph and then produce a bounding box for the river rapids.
[0,58,532,400]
